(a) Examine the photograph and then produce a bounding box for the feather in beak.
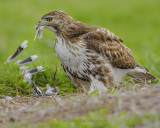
[34,21,44,40]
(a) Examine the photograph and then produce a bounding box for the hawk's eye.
[46,17,53,22]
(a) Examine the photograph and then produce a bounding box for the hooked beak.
[35,20,51,30]
[37,20,50,26]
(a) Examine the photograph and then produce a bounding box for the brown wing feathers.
[84,29,137,69]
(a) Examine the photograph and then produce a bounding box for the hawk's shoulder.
[83,27,137,69]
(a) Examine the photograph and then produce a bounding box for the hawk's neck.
[56,21,92,39]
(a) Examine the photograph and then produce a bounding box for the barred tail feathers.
[127,66,156,82]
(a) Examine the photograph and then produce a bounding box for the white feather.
[31,55,38,61]
[37,66,43,71]
[21,40,28,48]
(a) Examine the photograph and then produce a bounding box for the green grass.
[0,0,160,96]
[5,109,160,128]
[49,111,159,128]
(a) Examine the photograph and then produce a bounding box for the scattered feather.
[43,84,59,96]
[28,80,42,96]
[28,66,44,74]
[0,95,12,101]
[5,40,28,63]
[23,73,32,82]
[15,55,38,65]
[20,66,29,74]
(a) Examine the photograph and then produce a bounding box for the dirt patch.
[0,83,160,125]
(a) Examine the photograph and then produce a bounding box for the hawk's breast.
[54,36,89,79]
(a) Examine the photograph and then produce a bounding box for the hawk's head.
[36,10,90,38]
[37,10,74,34]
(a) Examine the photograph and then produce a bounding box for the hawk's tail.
[127,65,156,82]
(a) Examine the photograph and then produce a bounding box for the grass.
[6,110,160,128]
[0,0,160,127]
[0,0,160,95]
[41,112,160,128]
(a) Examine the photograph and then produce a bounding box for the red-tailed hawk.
[36,10,156,94]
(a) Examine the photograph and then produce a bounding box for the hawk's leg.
[75,78,91,94]
[65,70,91,94]
[88,65,114,94]
[88,77,108,94]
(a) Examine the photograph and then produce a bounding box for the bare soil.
[0,83,160,126]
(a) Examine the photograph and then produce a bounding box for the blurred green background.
[0,0,160,95]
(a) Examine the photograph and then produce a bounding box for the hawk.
[36,10,156,94]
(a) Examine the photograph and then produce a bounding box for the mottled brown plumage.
[37,10,156,94]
